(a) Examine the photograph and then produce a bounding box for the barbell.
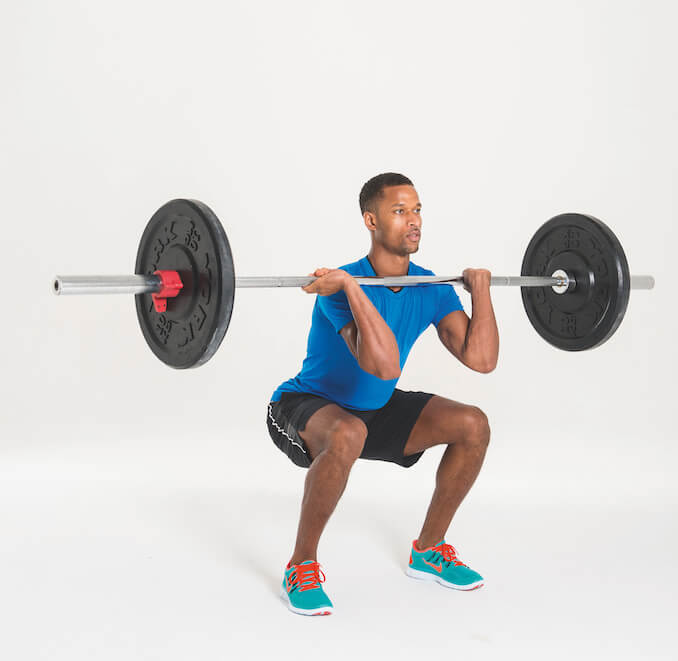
[52,198,655,368]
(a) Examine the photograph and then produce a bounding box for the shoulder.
[409,261,436,277]
[337,258,367,276]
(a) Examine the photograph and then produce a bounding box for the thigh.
[402,395,482,456]
[298,404,368,461]
[358,389,434,468]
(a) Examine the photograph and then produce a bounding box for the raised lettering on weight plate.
[151,222,178,270]
[533,288,546,306]
[560,313,577,336]
[154,315,175,345]
[178,321,195,348]
[562,228,580,250]
[201,252,212,305]
[536,239,555,270]
[542,303,553,326]
[587,236,609,278]
[193,304,207,332]
[184,221,201,253]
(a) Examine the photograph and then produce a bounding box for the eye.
[394,209,404,214]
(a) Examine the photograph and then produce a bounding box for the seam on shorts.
[267,402,308,455]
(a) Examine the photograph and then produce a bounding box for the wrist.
[342,274,359,292]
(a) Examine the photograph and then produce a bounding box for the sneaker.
[280,560,334,615]
[406,539,484,591]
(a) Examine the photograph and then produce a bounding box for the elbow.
[358,348,401,380]
[474,362,497,374]
[374,366,401,380]
[465,352,498,373]
[472,357,497,373]
[462,345,498,374]
[361,358,400,380]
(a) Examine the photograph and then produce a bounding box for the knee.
[462,406,490,449]
[325,417,368,464]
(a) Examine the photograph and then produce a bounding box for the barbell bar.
[51,198,655,367]
[53,273,569,294]
[53,273,656,295]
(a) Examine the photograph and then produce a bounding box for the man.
[266,172,499,616]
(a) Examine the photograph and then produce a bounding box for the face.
[364,185,422,256]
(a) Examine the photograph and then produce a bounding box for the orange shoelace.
[430,542,466,567]
[286,562,326,593]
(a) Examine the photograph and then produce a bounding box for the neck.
[367,244,410,277]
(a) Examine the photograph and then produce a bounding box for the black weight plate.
[521,213,630,351]
[134,199,235,368]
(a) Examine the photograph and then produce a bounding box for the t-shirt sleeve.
[431,283,465,327]
[317,290,354,333]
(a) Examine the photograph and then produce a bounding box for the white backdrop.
[1,1,676,659]
[2,0,674,445]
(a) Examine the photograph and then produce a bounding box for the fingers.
[302,267,329,293]
[462,268,471,291]
[462,268,492,293]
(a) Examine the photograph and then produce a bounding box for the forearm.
[343,279,400,379]
[462,288,499,372]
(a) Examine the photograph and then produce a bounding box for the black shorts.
[266,389,435,469]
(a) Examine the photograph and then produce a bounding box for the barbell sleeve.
[53,275,162,296]
[629,275,655,289]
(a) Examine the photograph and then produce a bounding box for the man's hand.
[302,268,352,296]
[462,268,492,293]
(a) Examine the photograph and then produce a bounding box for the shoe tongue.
[288,559,316,569]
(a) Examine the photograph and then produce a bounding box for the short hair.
[359,172,413,214]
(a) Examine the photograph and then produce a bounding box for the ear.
[363,211,377,231]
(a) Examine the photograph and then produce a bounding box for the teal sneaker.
[280,560,334,616]
[407,539,484,591]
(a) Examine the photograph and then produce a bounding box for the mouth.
[406,233,421,242]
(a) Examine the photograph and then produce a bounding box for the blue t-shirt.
[270,256,464,410]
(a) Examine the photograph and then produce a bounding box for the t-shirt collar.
[362,255,412,277]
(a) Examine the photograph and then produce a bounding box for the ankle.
[415,537,439,551]
[288,552,317,567]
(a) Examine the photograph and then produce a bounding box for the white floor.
[1,436,675,661]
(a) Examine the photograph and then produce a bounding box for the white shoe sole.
[406,566,484,591]
[279,587,334,616]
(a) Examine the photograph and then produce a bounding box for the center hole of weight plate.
[551,269,572,295]
[545,250,594,314]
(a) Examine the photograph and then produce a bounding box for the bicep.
[339,320,359,360]
[436,310,470,362]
